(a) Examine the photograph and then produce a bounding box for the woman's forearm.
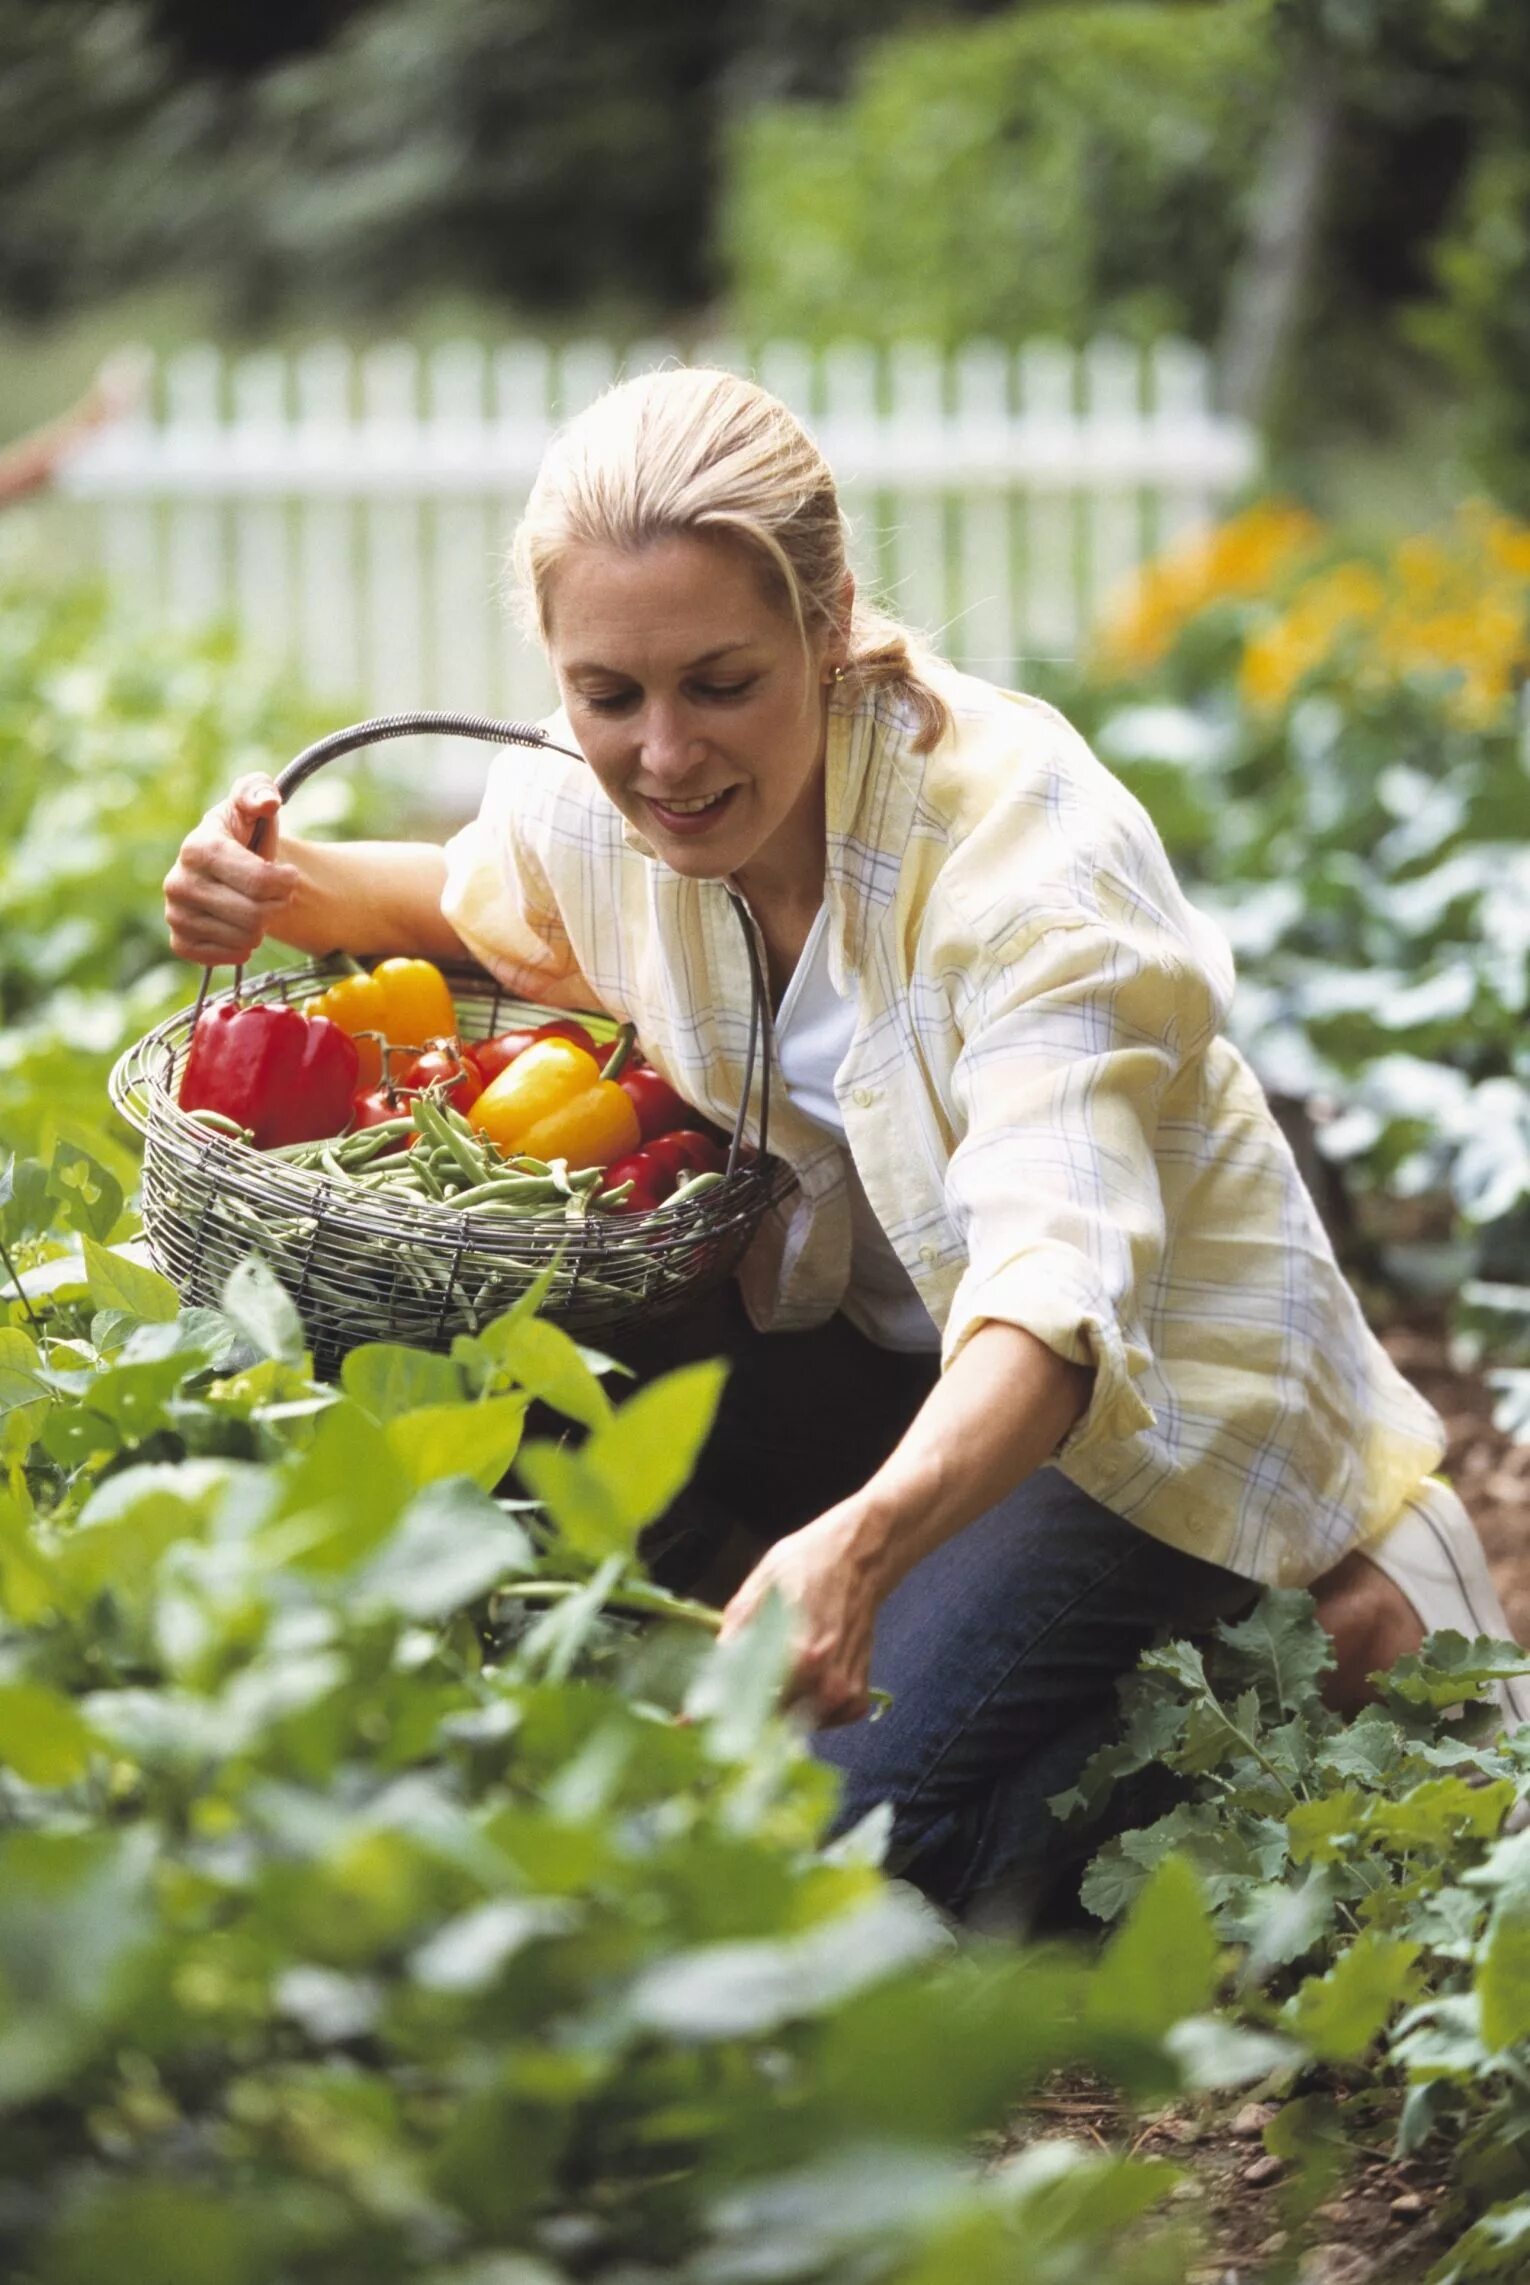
[845,1321,1095,1596]
[271,839,468,962]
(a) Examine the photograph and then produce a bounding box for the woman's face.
[545,533,844,899]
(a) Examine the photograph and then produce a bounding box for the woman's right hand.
[163,775,302,966]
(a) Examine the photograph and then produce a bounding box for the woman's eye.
[583,689,638,714]
[692,679,756,704]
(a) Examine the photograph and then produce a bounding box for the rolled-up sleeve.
[440,747,590,1003]
[940,875,1230,1466]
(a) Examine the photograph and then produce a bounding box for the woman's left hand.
[717,1502,888,1728]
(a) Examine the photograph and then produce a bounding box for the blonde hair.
[511,365,953,754]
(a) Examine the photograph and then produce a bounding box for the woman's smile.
[545,531,845,907]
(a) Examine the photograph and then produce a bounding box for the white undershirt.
[773,907,942,1353]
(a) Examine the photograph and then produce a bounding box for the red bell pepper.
[179,1002,360,1150]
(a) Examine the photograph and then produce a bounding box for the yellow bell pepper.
[370,958,458,1050]
[468,1034,640,1170]
[301,970,388,1088]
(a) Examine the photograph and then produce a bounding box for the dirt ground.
[1001,1321,1528,2285]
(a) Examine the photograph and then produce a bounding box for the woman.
[166,366,1523,1929]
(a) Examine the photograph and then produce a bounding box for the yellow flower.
[1237,562,1385,714]
[1096,502,1322,675]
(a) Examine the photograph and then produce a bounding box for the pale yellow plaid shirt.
[441,666,1447,1586]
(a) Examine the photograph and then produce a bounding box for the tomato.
[467,1028,538,1085]
[350,1085,409,1152]
[642,1129,726,1182]
[619,1064,691,1142]
[394,1040,483,1112]
[599,1149,677,1214]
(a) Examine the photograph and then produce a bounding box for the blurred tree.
[725,0,1275,348]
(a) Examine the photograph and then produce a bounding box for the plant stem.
[495,1578,721,1633]
[0,1232,45,1337]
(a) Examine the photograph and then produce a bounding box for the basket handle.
[191,709,773,1174]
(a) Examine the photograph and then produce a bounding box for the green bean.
[650,1169,727,1214]
[413,1095,487,1183]
[185,1108,254,1140]
[445,1176,565,1211]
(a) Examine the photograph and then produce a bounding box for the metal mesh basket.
[109,713,795,1374]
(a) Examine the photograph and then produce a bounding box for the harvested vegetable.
[178,1002,359,1150]
[394,1040,483,1112]
[468,1029,641,1171]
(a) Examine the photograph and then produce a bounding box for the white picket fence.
[59,335,1256,735]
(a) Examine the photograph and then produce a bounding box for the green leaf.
[388,1396,528,1491]
[39,2182,273,2285]
[1479,1888,1530,2052]
[47,1140,123,1242]
[622,1889,947,2041]
[354,1478,536,1620]
[1382,1632,1530,1708]
[1162,2014,1304,2091]
[518,1358,726,1559]
[0,1487,58,1622]
[0,1155,51,1246]
[342,1342,463,1420]
[1426,2194,1530,2285]
[1315,1703,1406,1785]
[79,1235,178,1325]
[264,1399,409,1570]
[220,1254,307,1365]
[464,1310,613,1430]
[1282,1931,1423,2062]
[1215,1588,1334,1716]
[1086,1854,1219,2043]
[1364,1774,1516,1853]
[684,1586,794,1759]
[0,1681,99,1786]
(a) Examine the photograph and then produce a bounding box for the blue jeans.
[626,1291,1256,1929]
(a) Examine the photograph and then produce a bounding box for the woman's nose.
[639,704,705,781]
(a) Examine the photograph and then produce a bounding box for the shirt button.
[918,1243,938,1266]
[851,1086,879,1109]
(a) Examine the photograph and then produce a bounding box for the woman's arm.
[164,774,468,966]
[718,1320,1094,1726]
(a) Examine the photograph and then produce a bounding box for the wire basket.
[109,713,795,1374]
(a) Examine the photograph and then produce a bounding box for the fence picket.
[58,335,1256,752]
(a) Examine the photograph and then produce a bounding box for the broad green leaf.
[0,1828,157,2106]
[1478,1888,1530,2051]
[519,1359,726,1558]
[0,1681,99,1786]
[684,1586,793,1760]
[1382,1632,1530,1708]
[47,1140,123,1242]
[1288,1788,1368,1864]
[220,1255,308,1365]
[354,1478,536,1620]
[1426,2194,1530,2285]
[0,1487,57,1622]
[61,1462,233,1607]
[622,1888,947,2041]
[513,1440,628,1563]
[79,1234,178,1324]
[0,1154,51,1246]
[1162,2014,1304,2090]
[0,1326,47,1412]
[468,1310,612,1430]
[1282,1931,1423,2062]
[388,1396,528,1490]
[1215,1588,1334,1715]
[1316,1703,1406,1785]
[264,1399,409,1570]
[1085,1854,1218,2043]
[990,2140,1185,2251]
[1364,1774,1515,1853]
[342,1342,463,1421]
